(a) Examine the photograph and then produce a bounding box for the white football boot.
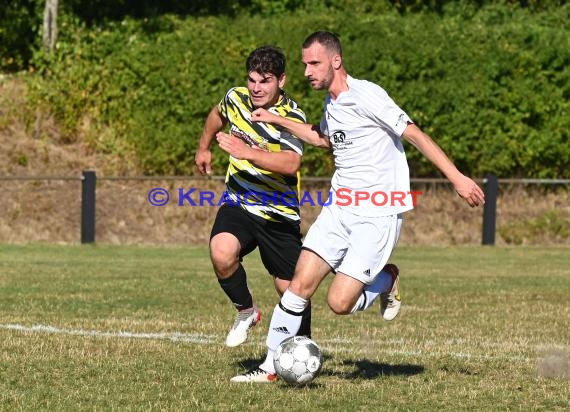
[380,264,401,321]
[230,367,277,383]
[225,306,261,347]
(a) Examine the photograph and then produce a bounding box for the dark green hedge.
[18,2,570,177]
[2,0,563,72]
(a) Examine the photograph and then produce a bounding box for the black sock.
[217,264,253,311]
[297,300,312,338]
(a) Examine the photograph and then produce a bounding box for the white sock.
[350,268,394,313]
[281,289,309,313]
[265,289,307,349]
[259,350,276,374]
[261,305,300,374]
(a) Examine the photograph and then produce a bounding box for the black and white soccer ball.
[273,336,323,385]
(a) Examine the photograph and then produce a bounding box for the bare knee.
[327,294,354,315]
[273,277,290,297]
[287,277,319,300]
[327,273,362,315]
[210,234,240,278]
[210,250,238,278]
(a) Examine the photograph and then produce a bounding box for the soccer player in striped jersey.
[195,46,312,368]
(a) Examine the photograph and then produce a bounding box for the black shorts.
[210,205,302,280]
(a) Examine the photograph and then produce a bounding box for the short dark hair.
[302,31,342,57]
[246,46,286,77]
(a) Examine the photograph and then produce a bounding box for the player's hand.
[453,174,485,207]
[195,148,212,175]
[251,108,279,123]
[216,132,252,160]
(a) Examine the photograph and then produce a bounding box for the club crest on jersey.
[332,131,346,144]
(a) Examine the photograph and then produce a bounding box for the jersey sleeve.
[364,87,412,137]
[282,108,305,154]
[268,101,305,155]
[378,100,412,137]
[279,131,304,154]
[217,87,236,120]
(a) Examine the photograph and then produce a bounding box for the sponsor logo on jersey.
[332,131,346,143]
[230,125,268,150]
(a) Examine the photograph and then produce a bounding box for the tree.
[43,0,58,51]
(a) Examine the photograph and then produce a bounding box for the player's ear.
[278,73,286,89]
[332,54,342,70]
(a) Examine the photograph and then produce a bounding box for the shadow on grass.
[234,357,266,371]
[334,359,425,379]
[234,355,424,381]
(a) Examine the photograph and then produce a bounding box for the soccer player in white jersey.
[230,31,485,383]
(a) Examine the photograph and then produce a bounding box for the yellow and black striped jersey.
[218,87,306,223]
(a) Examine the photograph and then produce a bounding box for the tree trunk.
[43,0,59,51]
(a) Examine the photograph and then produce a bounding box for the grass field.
[0,244,568,411]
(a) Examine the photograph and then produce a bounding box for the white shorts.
[302,204,403,285]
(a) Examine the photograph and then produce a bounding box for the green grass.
[0,244,568,411]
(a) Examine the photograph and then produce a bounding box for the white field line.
[0,323,217,344]
[0,323,535,362]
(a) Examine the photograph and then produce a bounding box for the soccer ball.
[273,336,323,385]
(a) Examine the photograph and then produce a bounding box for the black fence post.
[482,173,498,246]
[81,170,96,244]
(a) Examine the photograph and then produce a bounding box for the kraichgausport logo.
[147,188,422,208]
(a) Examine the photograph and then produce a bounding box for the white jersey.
[320,75,414,217]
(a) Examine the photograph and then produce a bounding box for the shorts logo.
[363,269,371,276]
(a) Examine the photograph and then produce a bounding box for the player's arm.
[251,108,330,148]
[402,123,485,207]
[195,105,227,175]
[216,131,301,176]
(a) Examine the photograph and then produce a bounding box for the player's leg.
[335,213,403,319]
[326,272,366,314]
[231,205,343,382]
[210,205,260,347]
[231,249,330,382]
[261,204,347,357]
[257,219,312,339]
[265,249,331,352]
[326,265,397,317]
[273,277,312,338]
[361,216,403,320]
[343,263,400,315]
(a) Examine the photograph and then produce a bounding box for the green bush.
[0,0,43,71]
[23,2,570,177]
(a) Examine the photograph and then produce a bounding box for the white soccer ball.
[273,336,323,385]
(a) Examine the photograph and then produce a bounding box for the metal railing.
[2,171,569,245]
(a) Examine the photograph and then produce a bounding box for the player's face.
[302,43,335,91]
[247,71,285,109]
